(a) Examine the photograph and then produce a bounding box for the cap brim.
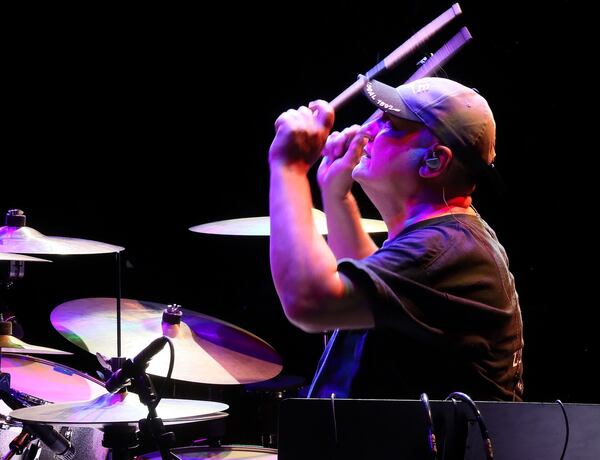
[363,79,421,123]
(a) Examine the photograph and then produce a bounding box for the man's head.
[363,77,496,177]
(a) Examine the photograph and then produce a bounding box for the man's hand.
[317,124,369,199]
[269,100,335,173]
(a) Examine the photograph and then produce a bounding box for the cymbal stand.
[98,251,125,387]
[2,210,27,288]
[1,248,26,341]
[104,251,124,390]
[101,423,139,460]
[115,251,122,358]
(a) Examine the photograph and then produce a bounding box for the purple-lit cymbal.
[189,208,387,236]
[9,392,228,427]
[0,252,51,262]
[0,335,72,355]
[51,298,283,385]
[0,226,123,255]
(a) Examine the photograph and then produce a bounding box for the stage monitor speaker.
[278,398,600,460]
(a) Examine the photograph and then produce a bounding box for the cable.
[154,336,175,409]
[330,393,338,445]
[420,393,438,459]
[146,337,180,460]
[441,398,458,460]
[445,392,493,460]
[555,400,569,460]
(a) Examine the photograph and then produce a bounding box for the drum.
[0,354,108,460]
[135,445,278,459]
[0,354,107,403]
[245,374,306,447]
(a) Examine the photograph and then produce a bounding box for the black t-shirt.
[309,214,524,401]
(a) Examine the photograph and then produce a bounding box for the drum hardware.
[102,337,176,459]
[102,374,176,458]
[0,211,52,286]
[5,429,34,459]
[0,252,50,286]
[0,354,109,459]
[95,354,129,386]
[0,208,293,457]
[0,234,52,342]
[8,393,229,460]
[0,209,127,359]
[133,340,177,460]
[0,210,124,256]
[7,335,228,460]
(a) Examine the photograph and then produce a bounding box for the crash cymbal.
[8,392,228,427]
[189,208,387,236]
[51,298,283,385]
[0,226,124,255]
[0,335,73,355]
[0,252,51,262]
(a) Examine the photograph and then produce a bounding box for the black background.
[1,0,593,445]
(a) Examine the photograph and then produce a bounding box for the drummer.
[267,77,524,401]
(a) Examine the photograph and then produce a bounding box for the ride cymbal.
[189,208,387,236]
[51,298,283,385]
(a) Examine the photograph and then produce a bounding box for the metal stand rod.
[115,251,122,357]
[102,425,138,460]
[136,373,179,460]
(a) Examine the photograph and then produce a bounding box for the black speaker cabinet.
[278,398,600,459]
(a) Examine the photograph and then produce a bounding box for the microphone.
[105,336,169,393]
[23,423,75,460]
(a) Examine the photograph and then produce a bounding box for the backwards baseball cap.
[363,77,496,176]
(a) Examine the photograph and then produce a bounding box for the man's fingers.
[309,100,335,131]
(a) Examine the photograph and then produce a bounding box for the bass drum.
[135,445,278,459]
[0,354,109,460]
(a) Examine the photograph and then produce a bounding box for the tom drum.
[0,354,108,460]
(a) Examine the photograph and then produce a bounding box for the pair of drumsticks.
[329,3,470,114]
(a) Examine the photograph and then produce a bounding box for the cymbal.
[0,252,51,262]
[0,226,124,255]
[8,392,228,427]
[189,208,387,236]
[51,298,283,385]
[0,335,73,355]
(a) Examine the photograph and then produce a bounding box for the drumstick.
[329,3,463,111]
[405,26,472,83]
[363,26,473,125]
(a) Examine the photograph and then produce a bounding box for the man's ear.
[419,145,453,178]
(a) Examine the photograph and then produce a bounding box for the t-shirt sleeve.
[337,229,452,342]
[337,223,516,344]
